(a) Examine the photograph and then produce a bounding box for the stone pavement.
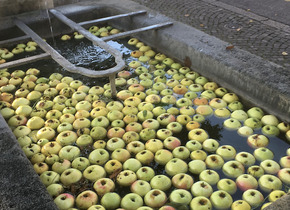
[131,0,290,68]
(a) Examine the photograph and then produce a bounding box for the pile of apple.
[0,32,289,210]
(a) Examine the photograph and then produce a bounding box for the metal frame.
[0,9,172,97]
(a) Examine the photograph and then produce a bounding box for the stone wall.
[0,0,83,17]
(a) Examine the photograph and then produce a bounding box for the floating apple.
[100,192,121,209]
[191,181,213,197]
[210,190,233,210]
[199,170,220,185]
[236,174,258,191]
[54,193,74,210]
[144,189,167,208]
[188,160,206,175]
[190,196,212,210]
[231,200,251,210]
[242,189,264,208]
[217,178,237,195]
[76,190,98,209]
[258,174,282,192]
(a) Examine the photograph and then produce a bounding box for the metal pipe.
[0,53,50,69]
[79,10,146,26]
[102,22,173,41]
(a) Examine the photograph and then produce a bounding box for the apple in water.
[172,173,194,190]
[117,170,137,187]
[191,181,213,197]
[188,160,206,175]
[169,189,192,205]
[231,200,251,210]
[131,180,151,197]
[253,147,274,161]
[121,193,144,209]
[268,190,286,202]
[46,183,64,198]
[199,170,220,185]
[205,154,224,170]
[247,165,265,178]
[60,168,82,186]
[100,192,121,209]
[76,190,98,209]
[222,160,245,178]
[235,152,256,167]
[150,175,172,191]
[242,189,264,208]
[217,179,237,195]
[154,149,173,165]
[216,145,236,161]
[258,174,282,193]
[144,189,167,208]
[54,193,75,210]
[236,174,258,191]
[278,168,290,185]
[260,159,280,174]
[210,190,233,210]
[188,128,209,143]
[83,165,106,182]
[93,178,115,196]
[190,196,212,210]
[165,158,188,176]
[136,167,155,181]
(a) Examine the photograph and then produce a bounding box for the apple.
[260,159,280,174]
[231,200,251,210]
[58,145,80,161]
[223,118,241,130]
[31,152,46,164]
[190,196,212,210]
[150,174,172,191]
[117,170,137,186]
[52,159,71,174]
[242,189,264,208]
[210,190,233,209]
[93,178,115,196]
[72,157,90,171]
[199,170,220,185]
[139,128,156,142]
[22,143,40,158]
[123,158,142,172]
[235,152,256,167]
[111,148,130,163]
[216,145,236,161]
[214,108,231,118]
[191,181,213,197]
[39,171,60,186]
[202,139,219,153]
[126,141,145,155]
[247,134,269,148]
[45,154,60,165]
[277,122,289,132]
[144,189,167,208]
[101,192,121,209]
[76,190,98,209]
[188,128,209,143]
[54,193,74,210]
[60,168,82,186]
[83,165,106,182]
[278,168,290,185]
[8,115,28,127]
[205,154,225,170]
[236,174,258,191]
[262,125,280,136]
[244,118,262,130]
[135,150,154,165]
[222,160,245,178]
[269,190,286,202]
[131,180,151,197]
[146,139,163,153]
[169,189,192,205]
[56,130,78,146]
[46,183,64,198]
[190,150,207,161]
[186,140,202,151]
[253,147,274,161]
[172,146,190,160]
[33,162,49,174]
[188,160,206,174]
[165,158,188,176]
[200,90,216,100]
[247,165,265,178]
[258,174,282,193]
[195,105,213,116]
[136,166,155,181]
[176,114,192,126]
[209,98,227,109]
[217,179,237,195]
[237,126,254,136]
[157,113,176,126]
[171,173,193,190]
[155,149,173,165]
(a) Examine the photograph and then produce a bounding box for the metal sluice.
[0,9,172,97]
